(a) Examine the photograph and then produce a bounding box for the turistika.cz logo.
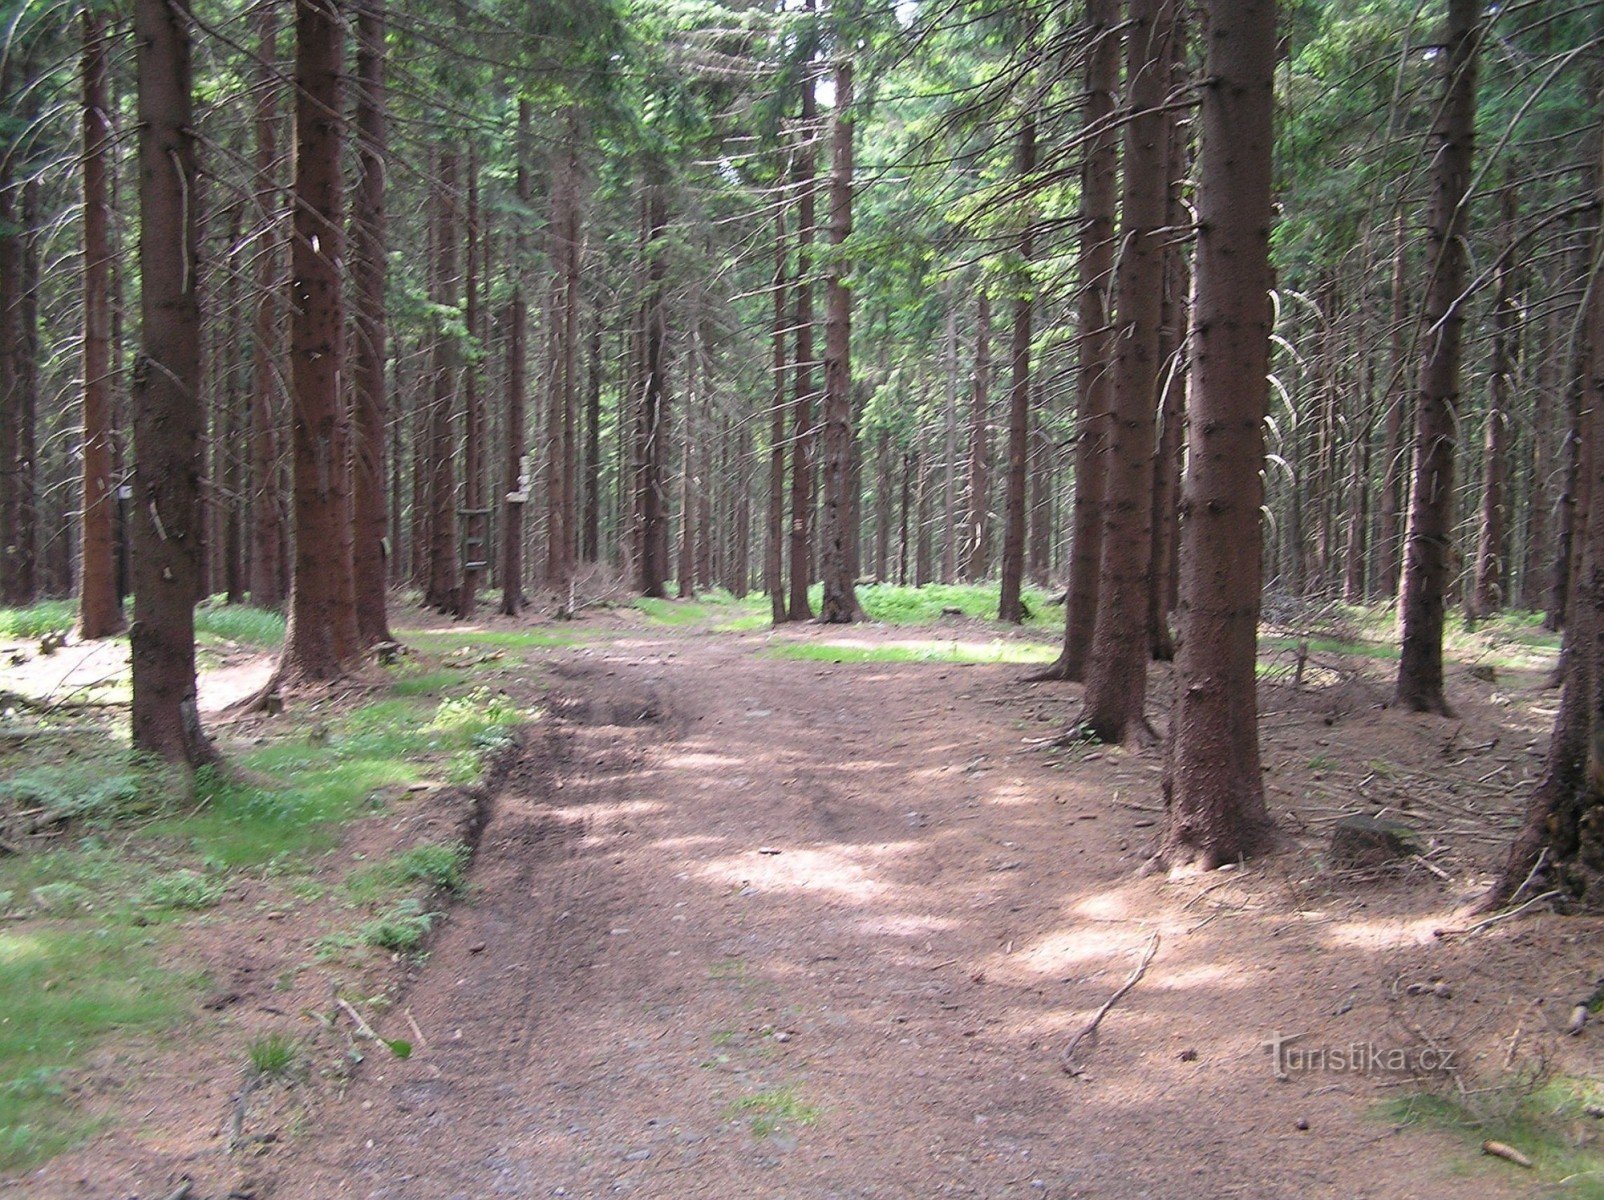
[1262,1031,1455,1080]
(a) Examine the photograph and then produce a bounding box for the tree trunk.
[351,0,391,645]
[1081,0,1173,743]
[768,201,789,620]
[1375,210,1408,600]
[130,0,213,764]
[1161,0,1277,871]
[1055,0,1120,678]
[1396,0,1478,715]
[501,101,530,615]
[962,291,993,580]
[460,152,484,617]
[788,63,819,621]
[424,148,461,613]
[247,0,286,610]
[998,98,1036,625]
[79,6,123,637]
[819,57,861,624]
[276,0,354,684]
[1470,179,1520,622]
[635,166,670,598]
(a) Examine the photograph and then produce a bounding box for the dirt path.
[262,628,1533,1200]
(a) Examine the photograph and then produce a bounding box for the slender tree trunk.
[79,7,123,637]
[247,1,286,610]
[1396,0,1479,715]
[351,0,391,644]
[1055,0,1120,678]
[275,0,353,683]
[460,152,484,617]
[998,96,1036,624]
[1376,210,1409,600]
[0,117,26,606]
[583,318,602,564]
[1081,0,1174,742]
[788,62,819,621]
[819,57,861,624]
[635,166,670,598]
[768,202,789,620]
[1470,179,1520,622]
[962,291,993,580]
[942,290,959,582]
[130,0,213,764]
[1162,0,1277,870]
[424,148,461,613]
[501,101,530,615]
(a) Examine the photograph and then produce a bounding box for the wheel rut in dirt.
[262,635,1535,1200]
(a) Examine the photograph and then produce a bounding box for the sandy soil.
[8,612,1600,1199]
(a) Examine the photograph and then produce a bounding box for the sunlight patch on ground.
[696,845,913,901]
[854,913,960,937]
[1321,914,1445,951]
[661,749,750,772]
[549,799,663,824]
[1011,925,1159,973]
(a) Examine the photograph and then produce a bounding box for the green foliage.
[0,927,192,1171]
[0,758,152,826]
[138,869,224,912]
[245,1032,300,1080]
[1378,1078,1604,1198]
[345,844,470,906]
[0,601,75,640]
[766,639,1057,666]
[722,1084,822,1137]
[193,604,287,648]
[358,899,437,954]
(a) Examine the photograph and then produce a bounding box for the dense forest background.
[0,0,1601,878]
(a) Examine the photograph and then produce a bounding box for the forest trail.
[263,624,1530,1200]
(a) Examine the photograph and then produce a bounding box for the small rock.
[1296,1118,1310,1131]
[468,941,487,954]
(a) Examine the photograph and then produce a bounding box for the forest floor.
[4,590,1604,1199]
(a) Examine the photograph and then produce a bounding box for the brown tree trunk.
[788,61,819,621]
[546,131,583,602]
[276,0,354,684]
[351,0,391,645]
[1055,0,1120,679]
[501,101,530,615]
[1161,0,1277,870]
[962,291,993,580]
[998,97,1036,625]
[1470,179,1520,622]
[1081,0,1173,743]
[819,57,861,624]
[1375,210,1409,600]
[1148,97,1190,661]
[79,6,123,637]
[130,0,213,764]
[1396,0,1478,715]
[248,0,286,610]
[635,166,670,598]
[424,148,461,613]
[460,153,484,617]
[1487,104,1604,907]
[768,202,789,620]
[583,317,602,564]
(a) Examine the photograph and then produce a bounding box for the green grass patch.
[245,1031,300,1080]
[193,603,286,648]
[0,754,156,826]
[854,581,1057,627]
[344,843,469,907]
[357,899,436,954]
[764,638,1058,666]
[0,600,76,640]
[0,926,193,1171]
[401,628,584,651]
[722,1084,822,1138]
[1378,1079,1604,1197]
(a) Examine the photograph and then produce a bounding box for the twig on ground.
[1060,933,1160,1074]
[1434,890,1561,939]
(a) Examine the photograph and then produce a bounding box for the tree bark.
[1375,210,1408,600]
[768,201,789,620]
[962,291,993,581]
[635,166,670,598]
[1396,0,1479,715]
[501,101,530,615]
[1162,0,1277,870]
[79,6,123,637]
[130,0,213,764]
[998,96,1036,625]
[276,0,354,683]
[788,59,820,621]
[1055,0,1120,678]
[424,147,461,613]
[351,0,391,644]
[1081,0,1173,742]
[819,57,861,624]
[1470,179,1520,622]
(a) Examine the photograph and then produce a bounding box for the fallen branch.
[1435,890,1561,939]
[1060,933,1160,1074]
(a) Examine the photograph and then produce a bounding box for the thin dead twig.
[1060,933,1160,1074]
